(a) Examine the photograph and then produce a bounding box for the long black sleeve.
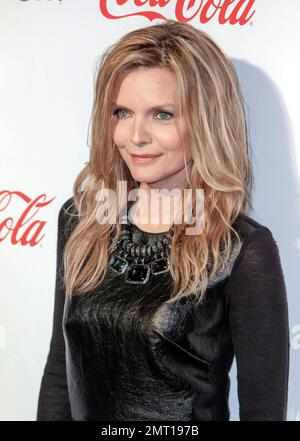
[36,198,75,421]
[227,226,290,421]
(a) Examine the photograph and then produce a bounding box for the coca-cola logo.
[0,191,55,246]
[19,0,256,25]
[99,0,256,26]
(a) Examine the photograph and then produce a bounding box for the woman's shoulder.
[59,195,77,214]
[206,213,277,290]
[231,212,283,273]
[232,212,275,243]
[57,195,80,239]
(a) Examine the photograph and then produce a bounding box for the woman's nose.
[130,116,151,146]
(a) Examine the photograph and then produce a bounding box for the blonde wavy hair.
[62,19,253,304]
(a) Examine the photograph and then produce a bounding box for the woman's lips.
[130,154,163,164]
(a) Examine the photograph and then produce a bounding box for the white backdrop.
[0,0,299,421]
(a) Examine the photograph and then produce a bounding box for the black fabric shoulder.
[58,197,78,244]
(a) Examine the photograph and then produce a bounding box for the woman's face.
[111,67,193,191]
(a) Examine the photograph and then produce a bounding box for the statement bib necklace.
[108,212,175,284]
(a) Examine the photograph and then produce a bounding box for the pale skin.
[111,67,193,233]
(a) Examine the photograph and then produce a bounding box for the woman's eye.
[113,108,129,119]
[155,111,173,120]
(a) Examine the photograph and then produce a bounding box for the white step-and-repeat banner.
[0,0,299,421]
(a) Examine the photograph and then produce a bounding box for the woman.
[36,19,290,421]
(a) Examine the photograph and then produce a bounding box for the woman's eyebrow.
[112,102,175,110]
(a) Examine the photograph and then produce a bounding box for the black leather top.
[37,197,290,421]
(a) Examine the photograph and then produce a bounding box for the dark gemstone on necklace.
[150,257,169,275]
[125,263,150,284]
[109,254,128,274]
